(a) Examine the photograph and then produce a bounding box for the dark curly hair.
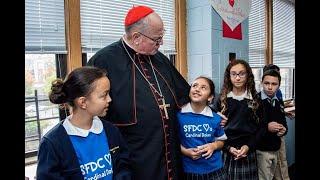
[220,59,259,115]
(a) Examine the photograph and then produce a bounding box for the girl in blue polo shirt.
[177,76,227,180]
[36,67,131,180]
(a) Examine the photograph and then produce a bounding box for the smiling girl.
[177,76,227,180]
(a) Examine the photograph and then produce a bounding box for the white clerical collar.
[63,115,103,137]
[227,89,253,101]
[181,102,213,117]
[122,36,136,51]
[260,90,278,101]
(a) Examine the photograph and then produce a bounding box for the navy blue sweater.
[213,95,260,152]
[36,119,131,180]
[256,92,288,151]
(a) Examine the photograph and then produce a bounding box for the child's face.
[189,78,213,104]
[261,75,280,98]
[230,64,247,89]
[85,77,112,117]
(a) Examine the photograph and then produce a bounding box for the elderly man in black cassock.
[87,5,190,180]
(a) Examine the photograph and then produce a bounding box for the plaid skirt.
[223,150,259,180]
[183,168,227,180]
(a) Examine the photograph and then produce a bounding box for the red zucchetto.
[124,5,154,26]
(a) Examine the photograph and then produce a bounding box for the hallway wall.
[186,0,248,92]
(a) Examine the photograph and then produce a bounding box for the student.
[213,59,260,180]
[36,66,131,180]
[263,64,282,101]
[177,76,227,180]
[256,69,288,180]
[263,64,291,180]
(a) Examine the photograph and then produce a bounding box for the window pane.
[25,54,57,96]
[273,0,295,68]
[80,0,176,54]
[25,120,39,152]
[252,68,263,92]
[279,68,294,100]
[25,0,66,53]
[25,54,60,154]
[248,0,266,68]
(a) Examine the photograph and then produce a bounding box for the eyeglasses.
[230,72,247,78]
[138,31,165,45]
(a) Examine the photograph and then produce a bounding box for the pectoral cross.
[159,98,170,119]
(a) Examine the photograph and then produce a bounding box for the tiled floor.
[25,163,37,180]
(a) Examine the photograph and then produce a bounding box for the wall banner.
[209,0,251,31]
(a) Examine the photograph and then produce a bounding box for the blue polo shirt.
[63,116,113,180]
[177,103,227,174]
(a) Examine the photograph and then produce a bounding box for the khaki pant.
[273,136,290,180]
[257,150,278,180]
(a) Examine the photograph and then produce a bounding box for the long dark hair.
[220,59,258,114]
[49,66,107,107]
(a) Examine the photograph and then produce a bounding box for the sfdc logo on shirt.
[183,124,212,132]
[80,153,113,179]
[183,124,213,138]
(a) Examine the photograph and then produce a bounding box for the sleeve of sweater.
[36,138,65,180]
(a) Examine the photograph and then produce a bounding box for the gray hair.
[125,16,150,37]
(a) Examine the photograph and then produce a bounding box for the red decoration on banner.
[229,0,235,7]
[222,20,242,40]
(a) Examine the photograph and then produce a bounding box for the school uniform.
[177,103,227,180]
[213,90,260,180]
[256,91,288,180]
[36,116,131,180]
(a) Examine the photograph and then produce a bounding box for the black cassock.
[87,38,190,180]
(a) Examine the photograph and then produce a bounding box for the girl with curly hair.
[213,59,260,180]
